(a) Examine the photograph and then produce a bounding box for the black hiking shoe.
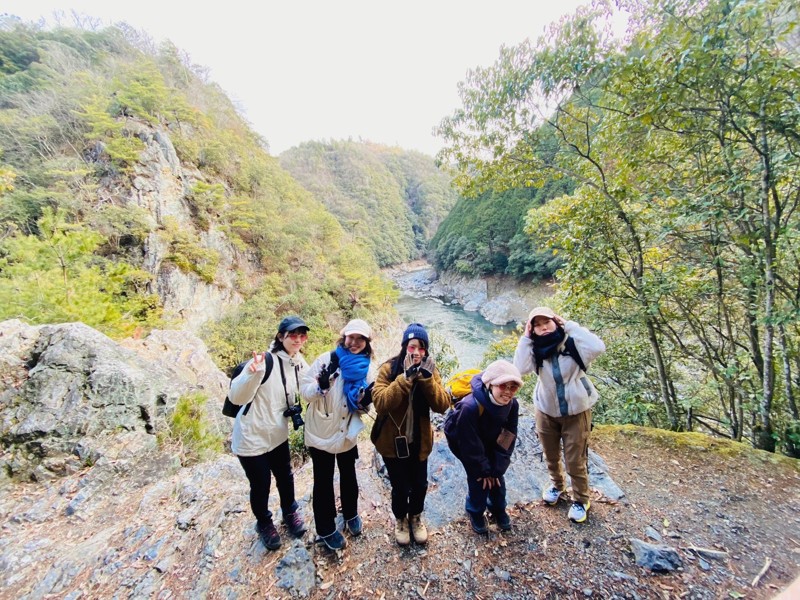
[283,510,306,538]
[467,511,488,534]
[256,520,281,550]
[491,510,512,531]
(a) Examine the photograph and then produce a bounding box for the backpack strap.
[563,337,587,373]
[241,352,274,416]
[327,348,340,375]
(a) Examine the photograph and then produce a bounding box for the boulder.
[0,320,227,481]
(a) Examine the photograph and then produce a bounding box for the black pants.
[383,456,429,519]
[237,440,297,526]
[308,446,359,537]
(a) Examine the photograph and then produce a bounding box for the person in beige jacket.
[514,307,606,524]
[372,323,451,546]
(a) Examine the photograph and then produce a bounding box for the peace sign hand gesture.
[248,351,268,374]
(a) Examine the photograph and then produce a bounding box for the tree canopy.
[0,18,396,365]
[437,0,800,454]
[279,140,458,267]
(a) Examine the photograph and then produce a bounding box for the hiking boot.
[568,501,591,523]
[345,515,363,537]
[394,517,411,546]
[320,530,347,551]
[491,510,512,531]
[283,510,306,538]
[409,513,428,544]
[542,485,565,505]
[467,511,488,534]
[256,520,281,550]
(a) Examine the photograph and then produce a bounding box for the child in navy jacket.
[444,360,522,534]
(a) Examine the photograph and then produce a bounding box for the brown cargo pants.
[535,408,592,504]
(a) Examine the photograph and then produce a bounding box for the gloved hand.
[418,355,435,379]
[403,353,420,380]
[318,363,331,391]
[358,382,374,409]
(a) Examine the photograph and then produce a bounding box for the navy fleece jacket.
[445,375,519,480]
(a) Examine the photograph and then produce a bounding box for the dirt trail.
[1,425,798,599]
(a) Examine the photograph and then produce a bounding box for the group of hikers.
[226,307,605,552]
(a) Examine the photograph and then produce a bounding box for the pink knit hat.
[481,360,523,387]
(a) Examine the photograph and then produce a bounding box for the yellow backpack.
[445,369,482,405]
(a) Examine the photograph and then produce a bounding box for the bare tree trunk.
[779,324,799,420]
[756,112,776,452]
[646,317,680,430]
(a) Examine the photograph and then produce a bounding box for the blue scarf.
[335,346,370,413]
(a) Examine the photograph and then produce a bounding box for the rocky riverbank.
[386,261,553,326]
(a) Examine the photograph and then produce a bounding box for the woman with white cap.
[444,360,522,534]
[513,306,606,524]
[229,315,310,551]
[371,323,451,546]
[301,319,375,551]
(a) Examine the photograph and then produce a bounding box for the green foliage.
[187,181,224,231]
[437,0,800,451]
[77,95,144,170]
[428,331,459,381]
[159,216,219,283]
[164,392,223,465]
[288,428,308,463]
[429,180,570,279]
[279,141,458,267]
[93,204,154,253]
[0,208,161,337]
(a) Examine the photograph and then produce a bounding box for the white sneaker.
[542,485,565,505]
[568,501,590,523]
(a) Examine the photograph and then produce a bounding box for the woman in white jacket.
[514,306,606,524]
[301,319,374,551]
[229,316,310,551]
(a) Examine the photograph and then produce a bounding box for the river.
[395,294,517,370]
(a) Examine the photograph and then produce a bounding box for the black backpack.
[222,353,274,418]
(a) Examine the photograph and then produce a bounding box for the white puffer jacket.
[514,321,606,418]
[301,349,374,454]
[229,350,309,456]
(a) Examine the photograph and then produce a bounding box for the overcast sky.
[4,0,594,157]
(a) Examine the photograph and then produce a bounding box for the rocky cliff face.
[121,122,250,332]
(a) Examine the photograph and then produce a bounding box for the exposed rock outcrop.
[0,319,229,482]
[0,318,626,599]
[119,122,251,331]
[390,263,552,325]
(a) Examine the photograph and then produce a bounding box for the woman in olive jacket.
[371,323,450,546]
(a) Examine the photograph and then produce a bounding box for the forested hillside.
[0,18,395,366]
[279,140,458,267]
[439,0,800,455]
[429,178,571,279]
